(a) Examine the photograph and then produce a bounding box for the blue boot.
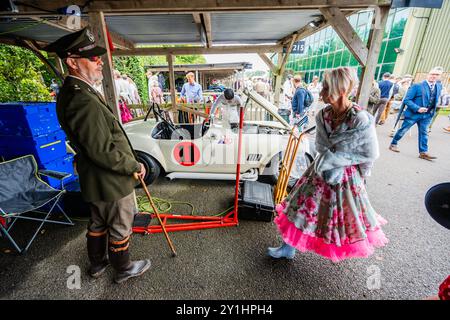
[267,242,296,259]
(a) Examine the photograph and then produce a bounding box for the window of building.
[278,8,410,83]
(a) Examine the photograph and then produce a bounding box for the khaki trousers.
[89,191,137,241]
[379,99,393,123]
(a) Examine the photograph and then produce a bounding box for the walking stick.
[136,174,177,257]
[393,102,405,130]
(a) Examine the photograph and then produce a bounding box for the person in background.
[372,72,394,125]
[254,78,267,98]
[244,78,253,91]
[93,79,103,96]
[389,67,443,161]
[180,72,203,123]
[113,70,128,102]
[307,75,322,116]
[388,75,413,137]
[151,82,165,105]
[146,70,158,103]
[50,79,60,100]
[282,74,294,109]
[126,76,141,105]
[158,73,165,90]
[121,74,133,105]
[209,88,243,130]
[392,75,413,111]
[180,72,203,103]
[429,83,447,132]
[367,80,380,115]
[378,75,400,125]
[291,75,308,117]
[264,79,272,101]
[267,67,387,262]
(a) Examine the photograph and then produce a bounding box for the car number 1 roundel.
[173,142,201,166]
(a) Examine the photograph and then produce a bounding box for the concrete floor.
[0,115,449,300]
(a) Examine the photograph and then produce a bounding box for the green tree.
[0,43,207,104]
[113,56,149,103]
[0,44,52,102]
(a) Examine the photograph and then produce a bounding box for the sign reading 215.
[283,41,305,54]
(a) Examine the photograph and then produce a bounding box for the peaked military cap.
[43,27,106,59]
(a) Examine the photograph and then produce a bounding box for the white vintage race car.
[124,92,315,185]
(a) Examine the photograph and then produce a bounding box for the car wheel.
[135,151,161,186]
[264,152,312,186]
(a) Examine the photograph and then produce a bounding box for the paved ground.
[0,114,449,300]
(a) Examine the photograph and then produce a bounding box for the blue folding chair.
[0,155,74,253]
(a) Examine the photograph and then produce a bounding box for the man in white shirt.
[209,88,243,130]
[282,74,294,109]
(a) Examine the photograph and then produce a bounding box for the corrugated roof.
[211,11,320,44]
[105,14,201,45]
[0,17,70,42]
[0,10,322,46]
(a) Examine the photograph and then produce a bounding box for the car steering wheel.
[201,118,211,135]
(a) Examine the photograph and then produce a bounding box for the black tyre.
[135,151,161,186]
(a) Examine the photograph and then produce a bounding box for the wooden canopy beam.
[278,10,355,46]
[258,53,278,74]
[113,45,282,56]
[320,7,368,66]
[27,16,135,50]
[146,66,246,72]
[279,37,297,73]
[10,0,391,15]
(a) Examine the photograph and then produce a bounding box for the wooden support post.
[89,11,120,121]
[53,55,65,77]
[273,52,284,107]
[320,7,368,66]
[357,6,390,108]
[258,53,278,74]
[273,35,297,106]
[202,13,213,48]
[167,54,177,109]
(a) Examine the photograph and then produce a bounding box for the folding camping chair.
[0,155,74,253]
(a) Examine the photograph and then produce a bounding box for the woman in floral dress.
[268,67,388,263]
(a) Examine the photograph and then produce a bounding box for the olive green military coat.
[57,76,140,202]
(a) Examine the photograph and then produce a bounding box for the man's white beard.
[79,69,103,85]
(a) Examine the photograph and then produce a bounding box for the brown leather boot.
[109,236,151,284]
[86,231,109,278]
[419,153,437,161]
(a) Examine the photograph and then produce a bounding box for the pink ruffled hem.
[274,210,389,263]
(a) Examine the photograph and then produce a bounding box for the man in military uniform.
[44,28,151,284]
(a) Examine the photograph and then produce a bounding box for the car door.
[158,124,212,173]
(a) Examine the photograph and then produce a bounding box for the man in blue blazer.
[389,67,443,161]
